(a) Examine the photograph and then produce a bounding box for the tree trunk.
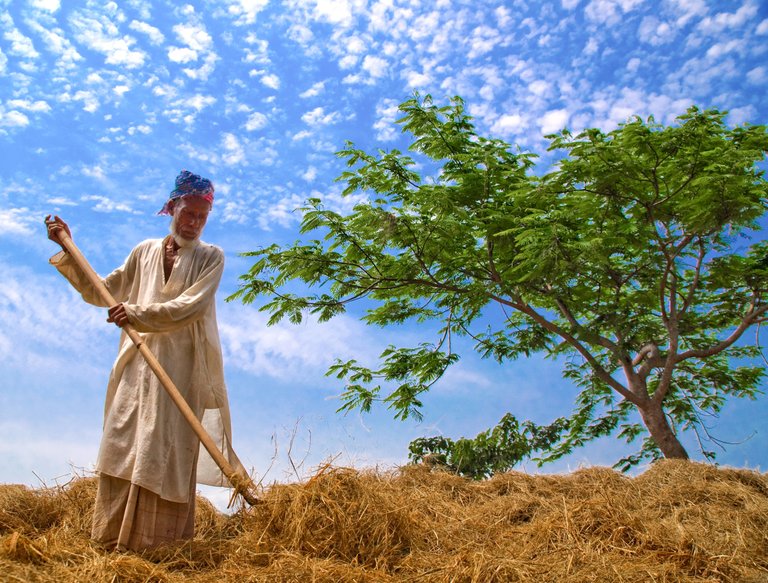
[638,402,690,459]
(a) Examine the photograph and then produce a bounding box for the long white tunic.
[51,236,243,503]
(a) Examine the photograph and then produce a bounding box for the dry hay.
[1,460,767,582]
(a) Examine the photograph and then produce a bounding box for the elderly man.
[46,170,243,552]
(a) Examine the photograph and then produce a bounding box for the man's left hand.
[107,303,130,328]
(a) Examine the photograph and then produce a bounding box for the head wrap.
[158,170,215,215]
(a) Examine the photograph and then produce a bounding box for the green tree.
[230,94,768,472]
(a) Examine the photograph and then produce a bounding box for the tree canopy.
[230,94,768,474]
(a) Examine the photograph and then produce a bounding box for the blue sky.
[1,0,767,507]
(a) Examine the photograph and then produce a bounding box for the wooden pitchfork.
[54,227,260,507]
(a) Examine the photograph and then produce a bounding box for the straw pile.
[1,460,767,582]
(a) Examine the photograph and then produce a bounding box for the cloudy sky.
[2,0,767,507]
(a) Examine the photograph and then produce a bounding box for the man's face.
[172,196,211,241]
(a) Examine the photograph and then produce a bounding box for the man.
[45,170,244,552]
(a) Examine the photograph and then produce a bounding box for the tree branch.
[679,238,706,315]
[676,302,768,361]
[553,296,620,353]
[496,298,641,404]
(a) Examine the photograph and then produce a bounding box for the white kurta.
[51,236,243,503]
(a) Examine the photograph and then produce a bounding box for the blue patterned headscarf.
[158,170,215,215]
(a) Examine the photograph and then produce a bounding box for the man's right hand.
[45,215,72,251]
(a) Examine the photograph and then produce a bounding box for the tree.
[229,94,768,472]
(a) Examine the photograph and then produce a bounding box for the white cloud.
[300,81,326,98]
[260,73,280,90]
[182,94,217,111]
[0,263,113,387]
[70,12,147,69]
[7,99,51,113]
[757,19,768,35]
[162,94,216,124]
[82,195,137,213]
[584,0,643,25]
[69,90,100,113]
[727,105,756,126]
[227,0,269,24]
[30,0,60,11]
[638,16,676,46]
[220,306,336,379]
[0,110,30,127]
[25,20,82,70]
[369,0,395,32]
[127,124,151,135]
[467,24,502,59]
[0,208,36,236]
[314,0,355,27]
[243,33,269,63]
[129,20,164,45]
[495,6,512,28]
[221,133,246,166]
[81,164,107,180]
[168,46,198,63]
[245,111,268,131]
[362,54,388,78]
[217,199,250,225]
[373,98,400,141]
[256,191,306,229]
[173,23,213,52]
[407,10,441,42]
[292,129,312,141]
[302,106,340,126]
[698,1,759,34]
[288,23,314,46]
[540,108,569,135]
[183,52,219,81]
[746,66,766,85]
[301,166,318,181]
[491,113,527,136]
[317,187,368,217]
[46,197,77,206]
[562,0,581,9]
[671,0,708,27]
[342,35,367,55]
[4,27,39,59]
[528,80,551,97]
[403,70,431,89]
[583,37,599,56]
[626,57,642,73]
[339,54,359,70]
[706,39,745,59]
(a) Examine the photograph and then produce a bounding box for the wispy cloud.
[226,0,270,25]
[244,111,268,131]
[81,195,139,214]
[129,20,165,45]
[0,208,37,235]
[69,10,147,69]
[219,304,380,381]
[302,106,341,126]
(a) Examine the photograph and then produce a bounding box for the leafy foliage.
[230,94,768,474]
[408,413,569,479]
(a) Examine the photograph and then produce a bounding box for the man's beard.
[169,213,198,248]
